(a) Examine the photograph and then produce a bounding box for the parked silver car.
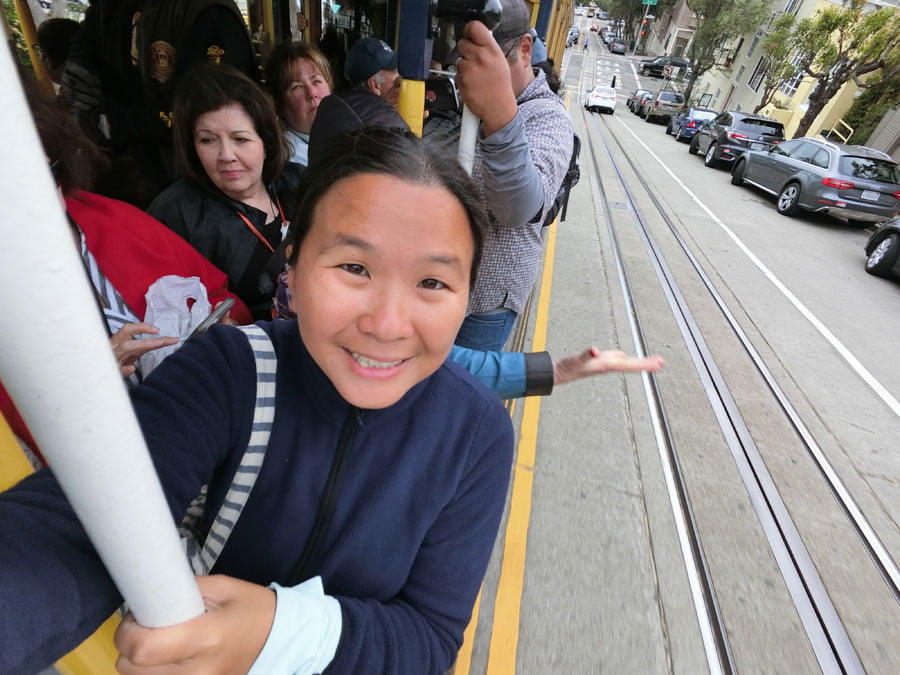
[641,90,684,124]
[730,137,900,226]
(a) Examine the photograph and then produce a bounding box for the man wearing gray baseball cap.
[344,36,402,108]
[451,0,574,351]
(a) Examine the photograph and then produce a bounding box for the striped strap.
[184,324,277,574]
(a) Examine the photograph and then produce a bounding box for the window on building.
[748,57,766,92]
[736,65,745,83]
[783,0,802,15]
[779,54,805,97]
[747,35,760,59]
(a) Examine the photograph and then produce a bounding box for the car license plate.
[750,142,765,150]
[860,190,880,201]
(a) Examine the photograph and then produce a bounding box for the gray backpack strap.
[183,324,277,574]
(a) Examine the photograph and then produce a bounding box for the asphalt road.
[462,29,900,675]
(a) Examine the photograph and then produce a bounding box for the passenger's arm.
[0,328,258,674]
[477,104,574,229]
[449,345,553,398]
[0,470,123,675]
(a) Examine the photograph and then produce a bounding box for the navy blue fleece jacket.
[0,320,514,674]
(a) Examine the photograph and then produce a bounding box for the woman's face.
[193,103,266,202]
[283,57,331,134]
[289,173,473,409]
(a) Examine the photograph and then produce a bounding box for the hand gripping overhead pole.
[0,47,204,628]
[434,0,502,175]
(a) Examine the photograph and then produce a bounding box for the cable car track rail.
[578,109,900,673]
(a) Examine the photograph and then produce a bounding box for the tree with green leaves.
[680,0,769,103]
[779,0,900,138]
[752,14,798,113]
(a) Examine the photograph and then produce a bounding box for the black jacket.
[148,179,286,318]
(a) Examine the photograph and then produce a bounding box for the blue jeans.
[455,310,518,352]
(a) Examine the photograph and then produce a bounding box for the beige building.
[664,0,899,150]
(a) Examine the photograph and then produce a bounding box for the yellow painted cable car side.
[0,417,119,675]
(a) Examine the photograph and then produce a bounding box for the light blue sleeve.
[449,345,526,399]
[249,576,342,675]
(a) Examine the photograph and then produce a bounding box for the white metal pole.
[0,43,204,628]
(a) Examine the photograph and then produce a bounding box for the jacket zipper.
[287,405,360,585]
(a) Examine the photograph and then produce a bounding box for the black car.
[865,218,900,280]
[689,111,786,168]
[639,56,690,78]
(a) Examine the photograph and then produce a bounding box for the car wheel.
[776,182,801,216]
[674,126,683,141]
[866,234,900,277]
[645,112,654,123]
[665,121,672,135]
[704,143,720,168]
[688,135,700,155]
[640,67,647,76]
[731,159,746,186]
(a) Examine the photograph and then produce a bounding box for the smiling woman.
[147,63,292,319]
[0,129,514,675]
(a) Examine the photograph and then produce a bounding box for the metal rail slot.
[609,122,900,604]
[584,111,870,674]
[582,119,735,675]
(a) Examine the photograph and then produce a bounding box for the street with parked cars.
[572,25,900,285]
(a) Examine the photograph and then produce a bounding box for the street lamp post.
[632,0,656,56]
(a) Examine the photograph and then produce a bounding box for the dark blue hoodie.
[0,319,513,674]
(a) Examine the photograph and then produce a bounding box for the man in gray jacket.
[452,0,574,351]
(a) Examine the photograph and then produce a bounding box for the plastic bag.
[138,275,211,376]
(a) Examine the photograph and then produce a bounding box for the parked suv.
[641,90,684,123]
[730,137,900,226]
[639,55,690,78]
[689,111,785,167]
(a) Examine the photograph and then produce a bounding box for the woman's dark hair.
[536,59,560,94]
[264,41,334,117]
[287,128,485,287]
[173,62,287,189]
[25,80,108,196]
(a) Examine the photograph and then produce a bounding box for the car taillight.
[822,177,855,190]
[893,190,900,200]
[687,121,698,128]
[725,131,748,140]
[653,101,659,107]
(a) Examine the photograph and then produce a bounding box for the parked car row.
[624,87,684,124]
[652,109,900,280]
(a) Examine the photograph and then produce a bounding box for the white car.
[585,86,617,114]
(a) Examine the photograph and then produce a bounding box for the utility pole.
[631,0,656,56]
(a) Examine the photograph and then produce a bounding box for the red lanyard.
[236,198,286,253]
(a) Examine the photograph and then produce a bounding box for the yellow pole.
[397,78,425,137]
[9,0,52,92]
